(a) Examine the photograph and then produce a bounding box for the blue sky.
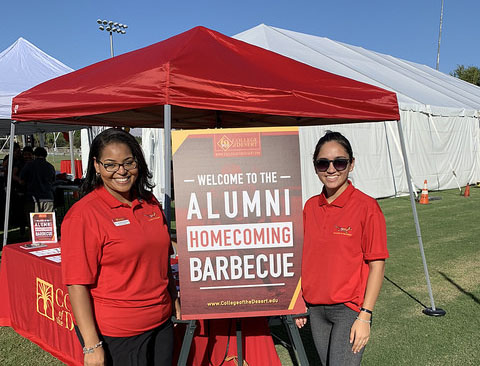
[1,1,478,75]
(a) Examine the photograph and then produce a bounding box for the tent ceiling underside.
[15,105,388,129]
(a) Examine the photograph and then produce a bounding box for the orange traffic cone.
[463,185,470,197]
[419,180,429,204]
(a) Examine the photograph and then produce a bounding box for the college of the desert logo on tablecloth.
[36,278,54,320]
[36,277,74,330]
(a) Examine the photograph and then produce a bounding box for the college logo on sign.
[36,278,54,320]
[217,135,234,151]
[214,133,262,157]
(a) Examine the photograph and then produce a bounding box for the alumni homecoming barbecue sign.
[173,127,305,320]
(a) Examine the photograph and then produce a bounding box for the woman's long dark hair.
[81,128,155,201]
[313,131,354,167]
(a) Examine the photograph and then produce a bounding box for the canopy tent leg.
[163,105,172,227]
[3,122,17,246]
[39,133,45,147]
[396,120,445,316]
[87,127,94,146]
[53,132,60,151]
[69,131,75,180]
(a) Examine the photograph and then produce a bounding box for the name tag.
[113,218,130,226]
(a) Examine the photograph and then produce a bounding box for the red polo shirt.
[61,186,172,337]
[302,182,388,311]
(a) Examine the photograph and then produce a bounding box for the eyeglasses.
[314,158,349,172]
[97,159,138,173]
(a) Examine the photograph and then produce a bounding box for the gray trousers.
[309,303,365,366]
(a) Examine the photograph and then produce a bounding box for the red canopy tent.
[11,26,399,127]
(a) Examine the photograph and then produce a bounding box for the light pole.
[436,0,444,70]
[97,19,128,58]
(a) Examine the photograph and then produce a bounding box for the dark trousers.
[309,303,364,366]
[75,320,173,366]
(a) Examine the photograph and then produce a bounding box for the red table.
[0,243,282,366]
[0,242,83,365]
[60,160,83,179]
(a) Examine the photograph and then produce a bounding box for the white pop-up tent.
[0,37,83,181]
[0,37,81,134]
[0,38,84,242]
[232,24,480,202]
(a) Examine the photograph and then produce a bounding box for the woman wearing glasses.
[61,128,178,366]
[296,131,388,366]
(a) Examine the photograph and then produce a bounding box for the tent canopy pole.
[3,122,17,246]
[163,105,172,228]
[69,131,75,179]
[396,120,445,316]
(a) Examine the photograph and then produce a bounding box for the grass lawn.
[1,187,479,365]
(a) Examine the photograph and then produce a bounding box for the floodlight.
[97,18,128,58]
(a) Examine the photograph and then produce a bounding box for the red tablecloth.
[60,160,83,179]
[0,243,282,366]
[0,242,83,365]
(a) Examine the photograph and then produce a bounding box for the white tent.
[0,37,81,134]
[232,24,480,202]
[1,38,82,245]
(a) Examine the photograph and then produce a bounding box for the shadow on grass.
[384,275,428,308]
[438,271,480,305]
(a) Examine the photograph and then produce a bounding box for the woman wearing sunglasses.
[296,131,388,366]
[61,128,179,366]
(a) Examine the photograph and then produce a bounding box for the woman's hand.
[84,346,105,366]
[349,317,371,354]
[295,316,307,328]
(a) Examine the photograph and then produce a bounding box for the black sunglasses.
[314,158,349,172]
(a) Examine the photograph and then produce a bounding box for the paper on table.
[45,255,62,263]
[30,247,61,257]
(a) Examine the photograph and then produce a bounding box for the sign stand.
[282,315,309,366]
[176,319,197,366]
[176,316,309,366]
[236,319,244,366]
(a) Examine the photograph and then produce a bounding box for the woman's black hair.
[81,128,155,201]
[313,131,354,166]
